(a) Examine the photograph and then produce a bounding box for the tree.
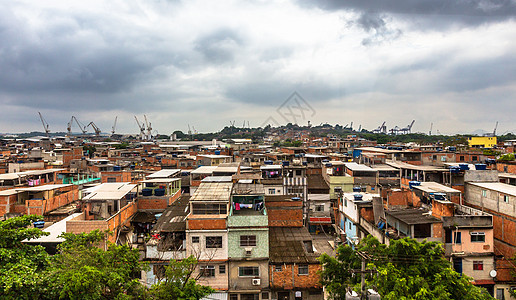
[149,255,214,300]
[320,235,494,300]
[42,230,147,300]
[0,215,50,299]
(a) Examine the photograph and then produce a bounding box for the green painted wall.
[329,176,354,199]
[227,228,269,258]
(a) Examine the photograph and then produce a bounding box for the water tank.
[264,160,274,165]
[325,163,333,167]
[172,154,178,158]
[409,181,421,189]
[302,161,308,166]
[450,166,461,173]
[448,146,456,152]
[353,187,361,193]
[33,221,45,229]
[291,197,301,201]
[459,163,469,170]
[142,189,153,196]
[475,164,487,170]
[154,189,165,196]
[282,161,290,167]
[354,194,363,201]
[214,150,221,155]
[113,165,121,171]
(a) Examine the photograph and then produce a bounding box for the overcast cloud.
[0,0,515,135]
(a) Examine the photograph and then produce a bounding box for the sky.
[1,0,516,135]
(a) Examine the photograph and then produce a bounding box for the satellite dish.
[490,270,497,278]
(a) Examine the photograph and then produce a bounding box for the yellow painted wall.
[468,136,497,148]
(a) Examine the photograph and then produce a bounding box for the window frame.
[200,265,216,277]
[240,235,257,247]
[298,264,309,275]
[191,236,199,243]
[238,266,260,277]
[206,236,223,249]
[470,232,486,243]
[473,261,484,271]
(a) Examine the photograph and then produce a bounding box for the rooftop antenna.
[38,112,50,137]
[429,123,433,136]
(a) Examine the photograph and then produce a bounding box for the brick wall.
[187,218,227,230]
[270,263,322,289]
[137,198,168,210]
[431,200,454,218]
[26,187,78,216]
[497,162,516,174]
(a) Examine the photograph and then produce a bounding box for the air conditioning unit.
[252,278,261,286]
[245,247,253,256]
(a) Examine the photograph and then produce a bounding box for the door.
[277,292,290,300]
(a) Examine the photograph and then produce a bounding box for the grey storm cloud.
[194,29,244,64]
[300,0,516,28]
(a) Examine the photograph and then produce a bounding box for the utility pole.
[351,251,378,300]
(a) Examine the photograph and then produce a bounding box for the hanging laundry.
[235,202,240,210]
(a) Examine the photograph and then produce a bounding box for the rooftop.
[190,182,233,202]
[387,208,442,225]
[146,169,181,179]
[468,182,516,197]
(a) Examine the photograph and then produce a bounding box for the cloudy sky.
[1,0,516,135]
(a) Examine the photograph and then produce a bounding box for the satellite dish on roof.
[490,270,497,278]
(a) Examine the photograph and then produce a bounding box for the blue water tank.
[291,197,301,201]
[325,163,333,167]
[459,163,469,170]
[354,194,363,201]
[353,187,361,193]
[448,146,456,152]
[142,189,153,196]
[353,149,362,158]
[113,165,121,171]
[282,161,290,167]
[154,189,165,196]
[450,166,461,173]
[215,150,221,155]
[33,221,45,229]
[409,181,421,189]
[172,154,177,158]
[475,164,487,170]
[264,160,274,165]
[302,161,308,166]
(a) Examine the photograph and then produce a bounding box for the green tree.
[43,230,146,300]
[320,235,493,300]
[149,255,214,300]
[0,215,50,299]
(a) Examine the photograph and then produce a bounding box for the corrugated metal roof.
[16,184,73,192]
[191,166,218,175]
[413,182,461,194]
[83,183,136,200]
[190,182,232,202]
[146,169,181,178]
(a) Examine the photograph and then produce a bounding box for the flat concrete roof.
[146,169,181,178]
[468,182,516,197]
[413,182,461,194]
[83,183,137,200]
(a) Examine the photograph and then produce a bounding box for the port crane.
[134,116,146,140]
[87,122,101,136]
[111,116,117,135]
[144,115,152,140]
[400,120,415,134]
[372,121,387,134]
[38,112,51,137]
[67,116,88,135]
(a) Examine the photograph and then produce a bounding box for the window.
[471,232,486,242]
[473,261,484,271]
[344,198,347,207]
[481,190,487,197]
[107,177,117,183]
[192,204,227,215]
[433,155,437,160]
[219,265,226,274]
[504,166,508,172]
[274,265,282,272]
[298,264,309,275]
[269,188,276,195]
[459,156,465,162]
[206,236,222,248]
[192,236,199,243]
[262,292,269,299]
[503,195,509,203]
[295,170,302,176]
[239,266,259,277]
[240,235,257,247]
[454,232,462,244]
[200,265,215,277]
[315,205,324,212]
[472,156,478,161]
[230,294,238,300]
